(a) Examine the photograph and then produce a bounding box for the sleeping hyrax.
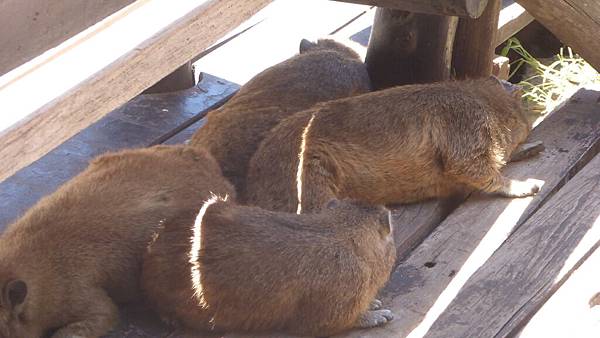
[142,197,396,336]
[190,38,371,194]
[245,77,541,213]
[0,145,235,338]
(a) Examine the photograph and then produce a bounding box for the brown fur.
[142,198,396,336]
[190,38,371,195]
[0,145,235,338]
[245,78,539,213]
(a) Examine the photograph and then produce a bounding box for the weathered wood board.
[0,0,271,184]
[0,0,135,75]
[331,0,489,18]
[0,74,238,230]
[340,86,600,338]
[516,0,600,71]
[426,153,600,338]
[518,244,600,338]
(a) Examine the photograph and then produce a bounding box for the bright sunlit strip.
[295,113,316,214]
[0,0,209,134]
[189,193,226,308]
[407,180,544,338]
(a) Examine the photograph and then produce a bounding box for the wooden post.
[143,61,196,94]
[365,8,458,89]
[331,0,489,18]
[516,0,600,72]
[452,0,501,79]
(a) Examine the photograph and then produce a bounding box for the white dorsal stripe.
[296,113,317,214]
[189,193,228,307]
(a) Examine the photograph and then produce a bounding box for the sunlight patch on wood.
[406,182,544,338]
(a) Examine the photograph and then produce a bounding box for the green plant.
[501,37,600,116]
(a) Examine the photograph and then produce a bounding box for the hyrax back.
[0,145,235,338]
[142,198,396,336]
[246,78,539,213]
[190,38,371,195]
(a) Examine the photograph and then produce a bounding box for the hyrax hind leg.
[355,309,394,329]
[447,154,540,198]
[51,288,119,338]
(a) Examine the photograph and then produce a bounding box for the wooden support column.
[365,8,458,89]
[452,0,501,79]
[516,0,600,72]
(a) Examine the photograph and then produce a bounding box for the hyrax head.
[0,271,40,338]
[299,37,363,60]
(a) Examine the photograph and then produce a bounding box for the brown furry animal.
[245,77,540,213]
[190,38,371,195]
[0,145,235,338]
[142,197,396,336]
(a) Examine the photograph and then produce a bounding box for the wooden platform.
[2,1,600,337]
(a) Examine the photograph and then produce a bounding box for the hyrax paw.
[356,309,394,329]
[370,299,383,310]
[501,179,541,198]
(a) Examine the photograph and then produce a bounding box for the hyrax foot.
[355,309,394,329]
[498,179,541,198]
[510,141,545,162]
[370,299,383,310]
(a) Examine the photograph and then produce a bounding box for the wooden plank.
[0,0,135,76]
[495,0,533,46]
[0,0,271,184]
[426,153,600,338]
[339,86,600,338]
[516,0,600,71]
[453,0,502,79]
[331,0,489,18]
[0,73,238,230]
[193,0,369,84]
[364,8,458,88]
[518,244,600,338]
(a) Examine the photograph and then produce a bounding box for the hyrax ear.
[4,280,27,311]
[299,38,317,53]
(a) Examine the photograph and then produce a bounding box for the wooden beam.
[331,0,489,18]
[365,8,458,89]
[516,0,600,71]
[0,0,272,184]
[453,0,501,79]
[426,152,600,338]
[495,0,533,46]
[519,245,600,338]
[339,86,600,338]
[0,0,135,76]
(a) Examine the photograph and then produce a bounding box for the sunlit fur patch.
[189,193,228,308]
[295,113,317,215]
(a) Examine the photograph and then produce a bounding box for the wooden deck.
[1,1,599,338]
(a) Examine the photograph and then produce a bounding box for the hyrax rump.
[190,38,371,195]
[142,198,396,336]
[0,145,235,338]
[246,77,540,213]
